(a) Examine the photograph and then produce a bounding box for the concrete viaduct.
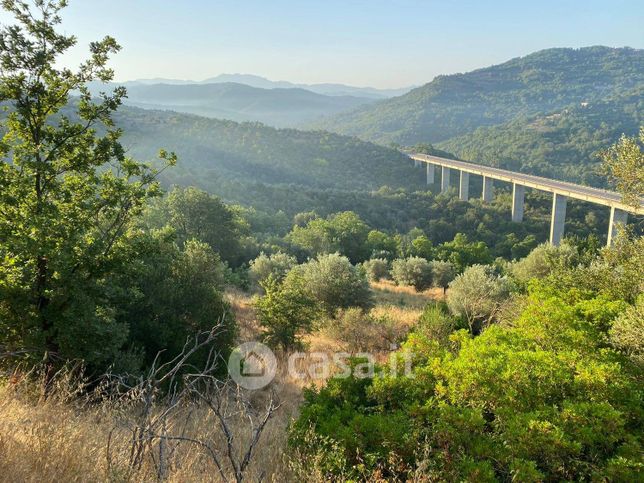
[409,152,644,246]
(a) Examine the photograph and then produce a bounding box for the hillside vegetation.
[315,47,643,145]
[105,82,373,127]
[114,106,424,191]
[438,88,644,186]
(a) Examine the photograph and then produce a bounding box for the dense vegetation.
[315,46,644,145]
[113,106,423,192]
[290,237,644,480]
[92,82,373,128]
[438,89,643,186]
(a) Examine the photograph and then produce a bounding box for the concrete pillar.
[426,163,435,184]
[459,171,469,201]
[441,167,451,193]
[549,193,567,246]
[414,159,420,168]
[607,207,628,246]
[482,176,494,202]
[511,183,525,222]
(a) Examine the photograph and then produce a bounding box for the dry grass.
[0,283,436,482]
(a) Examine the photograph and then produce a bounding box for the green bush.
[391,257,433,291]
[446,264,513,333]
[362,258,390,282]
[288,253,373,315]
[249,251,297,286]
[255,276,319,351]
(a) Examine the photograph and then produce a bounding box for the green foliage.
[609,295,644,367]
[328,308,402,353]
[287,253,373,315]
[249,251,297,286]
[415,302,459,347]
[600,127,644,207]
[255,276,319,351]
[429,260,456,292]
[435,233,492,272]
[144,186,246,266]
[287,211,370,263]
[446,264,513,333]
[112,235,235,372]
[291,274,643,480]
[316,46,643,147]
[362,258,389,282]
[391,257,433,291]
[510,242,579,285]
[0,1,174,374]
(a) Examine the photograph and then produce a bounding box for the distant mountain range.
[118,73,414,99]
[313,46,644,145]
[93,82,374,127]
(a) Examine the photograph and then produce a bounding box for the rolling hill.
[113,105,424,195]
[437,88,643,187]
[314,46,644,145]
[107,82,373,127]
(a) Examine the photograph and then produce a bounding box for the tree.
[510,242,578,285]
[436,233,492,272]
[446,264,513,333]
[255,276,319,351]
[288,253,373,315]
[147,186,245,266]
[0,1,174,385]
[249,251,297,286]
[609,295,644,367]
[362,258,389,282]
[391,257,433,292]
[600,128,644,208]
[430,260,456,294]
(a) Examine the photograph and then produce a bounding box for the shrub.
[255,276,320,351]
[249,252,297,286]
[391,257,433,291]
[328,308,404,353]
[416,302,458,346]
[609,295,644,366]
[288,253,373,315]
[362,258,389,282]
[510,242,578,285]
[446,264,513,333]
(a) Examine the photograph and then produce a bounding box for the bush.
[249,252,297,286]
[446,264,513,333]
[287,253,373,315]
[510,242,578,285]
[327,308,404,353]
[362,258,389,282]
[609,295,644,366]
[391,257,433,291]
[255,276,320,351]
[416,302,458,346]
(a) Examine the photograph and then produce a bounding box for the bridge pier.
[441,167,451,192]
[511,183,525,222]
[459,171,469,201]
[414,159,420,168]
[607,207,628,246]
[549,194,567,246]
[482,176,494,202]
[426,163,435,184]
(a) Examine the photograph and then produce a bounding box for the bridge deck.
[409,153,644,215]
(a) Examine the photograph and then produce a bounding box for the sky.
[2,0,643,88]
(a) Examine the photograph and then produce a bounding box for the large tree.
[0,0,174,384]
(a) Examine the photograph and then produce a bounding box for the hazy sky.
[2,0,643,88]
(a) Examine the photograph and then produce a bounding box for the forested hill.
[437,88,643,187]
[114,106,425,193]
[313,46,644,145]
[96,82,373,128]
